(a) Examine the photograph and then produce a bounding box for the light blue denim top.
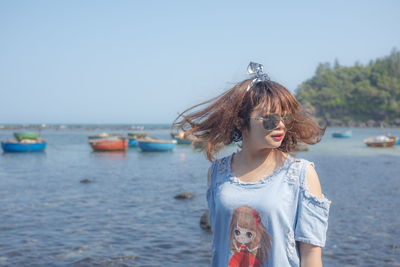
[206,153,331,267]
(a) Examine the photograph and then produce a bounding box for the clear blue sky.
[1,0,399,124]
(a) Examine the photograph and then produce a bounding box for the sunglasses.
[250,113,294,131]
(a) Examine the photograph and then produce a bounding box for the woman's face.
[243,107,287,149]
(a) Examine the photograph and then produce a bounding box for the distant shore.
[318,118,400,128]
[1,120,400,130]
[0,124,172,131]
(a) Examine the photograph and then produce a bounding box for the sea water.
[0,127,399,266]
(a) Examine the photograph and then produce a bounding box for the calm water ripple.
[0,127,399,266]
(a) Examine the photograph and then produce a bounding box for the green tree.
[295,48,400,124]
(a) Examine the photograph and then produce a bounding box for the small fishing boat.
[1,140,46,152]
[89,138,129,152]
[397,138,400,145]
[138,139,177,151]
[128,132,147,139]
[332,130,352,138]
[127,132,147,147]
[178,139,192,145]
[14,132,39,141]
[128,139,139,147]
[88,133,123,140]
[364,135,398,147]
[171,132,193,145]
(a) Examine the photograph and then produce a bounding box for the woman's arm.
[298,164,324,267]
[299,242,322,267]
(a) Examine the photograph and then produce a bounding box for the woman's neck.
[231,147,286,181]
[236,147,278,167]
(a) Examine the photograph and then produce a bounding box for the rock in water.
[80,179,92,184]
[200,210,212,232]
[174,192,195,199]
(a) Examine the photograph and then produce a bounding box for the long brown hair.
[172,78,326,161]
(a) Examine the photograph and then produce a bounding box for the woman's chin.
[258,141,281,149]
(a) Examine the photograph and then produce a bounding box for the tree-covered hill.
[295,49,400,127]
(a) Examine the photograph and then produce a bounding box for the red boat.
[89,138,129,152]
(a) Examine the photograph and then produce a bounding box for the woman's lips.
[271,134,284,141]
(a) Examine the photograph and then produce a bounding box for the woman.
[173,62,332,266]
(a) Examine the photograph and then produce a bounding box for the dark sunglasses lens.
[262,114,280,130]
[283,114,294,129]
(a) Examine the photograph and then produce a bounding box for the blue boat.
[176,138,193,145]
[332,131,352,138]
[128,139,139,147]
[170,132,193,145]
[1,141,46,152]
[397,137,400,145]
[138,139,177,151]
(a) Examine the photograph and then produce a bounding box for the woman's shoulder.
[211,153,233,168]
[285,154,316,184]
[287,154,314,168]
[208,153,233,183]
[288,155,325,197]
[214,152,233,162]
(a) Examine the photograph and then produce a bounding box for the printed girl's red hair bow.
[252,209,262,226]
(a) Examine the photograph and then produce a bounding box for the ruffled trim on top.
[300,178,332,210]
[222,153,295,185]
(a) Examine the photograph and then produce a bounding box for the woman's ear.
[240,127,248,138]
[235,117,248,132]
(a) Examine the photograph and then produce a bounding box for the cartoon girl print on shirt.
[228,206,272,267]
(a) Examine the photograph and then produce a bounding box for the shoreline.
[0,124,172,131]
[0,123,399,130]
[316,118,400,128]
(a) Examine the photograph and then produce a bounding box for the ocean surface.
[0,127,399,267]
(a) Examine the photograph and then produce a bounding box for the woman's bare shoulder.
[305,164,323,198]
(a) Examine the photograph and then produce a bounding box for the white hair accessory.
[246,62,270,91]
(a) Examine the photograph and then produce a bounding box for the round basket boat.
[128,139,139,147]
[14,132,39,140]
[363,135,398,147]
[1,141,46,152]
[170,132,193,145]
[138,139,177,151]
[89,138,129,152]
[88,133,123,140]
[128,132,147,139]
[332,131,352,138]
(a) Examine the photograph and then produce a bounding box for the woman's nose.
[277,119,286,129]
